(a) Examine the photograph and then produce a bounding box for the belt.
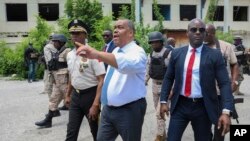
[179,95,203,103]
[74,86,97,94]
[107,98,145,109]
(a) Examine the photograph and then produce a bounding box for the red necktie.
[184,48,196,97]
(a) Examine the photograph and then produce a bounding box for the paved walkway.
[0,75,249,141]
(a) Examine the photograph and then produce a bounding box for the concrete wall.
[1,0,250,46]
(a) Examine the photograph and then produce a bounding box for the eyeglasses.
[189,28,206,33]
[102,34,111,37]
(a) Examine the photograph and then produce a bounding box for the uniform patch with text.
[230,125,250,140]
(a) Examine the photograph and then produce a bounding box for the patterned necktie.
[184,48,196,97]
[101,48,122,105]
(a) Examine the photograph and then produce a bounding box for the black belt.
[74,86,97,94]
[179,95,203,103]
[107,98,145,109]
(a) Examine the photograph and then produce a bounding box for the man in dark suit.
[102,29,116,69]
[165,37,176,50]
[160,18,234,141]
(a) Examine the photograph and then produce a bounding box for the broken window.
[152,5,171,21]
[38,4,59,21]
[112,3,131,20]
[233,6,248,21]
[180,5,196,21]
[6,3,27,21]
[213,6,224,21]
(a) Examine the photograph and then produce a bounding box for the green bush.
[0,16,53,79]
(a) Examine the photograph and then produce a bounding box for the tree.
[205,0,233,43]
[64,0,103,41]
[152,0,164,31]
[0,16,53,78]
[205,0,219,23]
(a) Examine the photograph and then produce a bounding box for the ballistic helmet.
[51,34,67,43]
[148,31,164,43]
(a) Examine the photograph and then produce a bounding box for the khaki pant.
[43,69,53,98]
[152,79,166,136]
[49,71,68,111]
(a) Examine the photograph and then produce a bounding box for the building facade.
[1,0,250,46]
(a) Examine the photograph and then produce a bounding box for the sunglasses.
[189,28,205,33]
[102,34,111,37]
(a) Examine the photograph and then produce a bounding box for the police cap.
[68,19,88,34]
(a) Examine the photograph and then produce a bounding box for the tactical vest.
[149,49,170,80]
[48,47,68,71]
[235,44,247,65]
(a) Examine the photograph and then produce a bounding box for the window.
[112,4,131,20]
[233,6,248,21]
[180,5,196,21]
[213,6,224,21]
[6,4,27,21]
[152,5,170,21]
[38,4,59,21]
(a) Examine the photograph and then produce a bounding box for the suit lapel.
[200,45,209,82]
[179,46,188,83]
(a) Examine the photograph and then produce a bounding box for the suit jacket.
[160,45,234,124]
[102,40,116,69]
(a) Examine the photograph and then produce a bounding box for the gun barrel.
[234,98,244,104]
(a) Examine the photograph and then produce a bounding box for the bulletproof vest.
[149,49,170,80]
[48,47,68,71]
[235,44,247,65]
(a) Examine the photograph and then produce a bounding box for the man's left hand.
[217,114,231,136]
[88,105,99,121]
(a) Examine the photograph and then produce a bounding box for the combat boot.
[58,105,69,111]
[35,110,53,128]
[45,109,60,117]
[53,110,61,117]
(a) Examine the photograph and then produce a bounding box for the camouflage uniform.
[146,47,170,137]
[43,42,57,98]
[234,36,246,95]
[49,47,71,111]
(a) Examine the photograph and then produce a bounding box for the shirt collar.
[118,41,136,52]
[188,44,203,53]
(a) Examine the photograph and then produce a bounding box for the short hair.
[118,18,135,34]
[104,29,113,35]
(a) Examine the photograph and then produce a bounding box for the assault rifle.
[232,98,244,123]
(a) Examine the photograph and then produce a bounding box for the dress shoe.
[58,105,69,110]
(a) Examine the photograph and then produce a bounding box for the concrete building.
[1,0,250,46]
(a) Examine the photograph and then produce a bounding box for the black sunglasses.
[189,28,205,33]
[102,34,111,37]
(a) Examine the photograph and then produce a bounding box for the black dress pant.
[65,86,99,141]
